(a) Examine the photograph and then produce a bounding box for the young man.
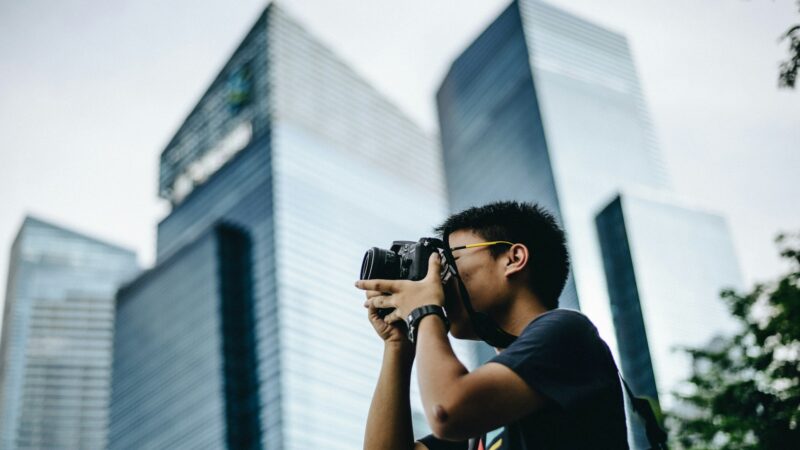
[355,201,628,449]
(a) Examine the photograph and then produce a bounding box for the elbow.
[429,404,470,441]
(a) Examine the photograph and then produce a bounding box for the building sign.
[170,120,253,204]
[158,54,260,204]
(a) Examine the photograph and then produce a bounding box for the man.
[355,201,628,449]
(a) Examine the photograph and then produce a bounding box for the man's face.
[444,229,510,339]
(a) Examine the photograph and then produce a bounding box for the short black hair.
[434,201,569,310]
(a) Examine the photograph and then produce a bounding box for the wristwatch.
[406,305,450,344]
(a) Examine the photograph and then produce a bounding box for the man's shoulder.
[532,308,589,322]
[496,308,611,372]
[520,308,596,337]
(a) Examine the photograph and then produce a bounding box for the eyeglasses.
[449,241,515,252]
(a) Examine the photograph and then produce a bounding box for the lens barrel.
[360,247,402,280]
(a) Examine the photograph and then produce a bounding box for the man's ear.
[504,243,529,277]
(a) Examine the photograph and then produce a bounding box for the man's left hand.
[355,252,445,325]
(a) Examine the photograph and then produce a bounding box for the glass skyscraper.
[110,4,474,449]
[596,191,743,406]
[595,191,742,449]
[436,0,669,359]
[112,225,260,449]
[0,217,138,449]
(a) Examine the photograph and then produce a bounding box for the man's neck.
[494,291,549,349]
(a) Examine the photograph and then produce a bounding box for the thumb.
[425,252,442,281]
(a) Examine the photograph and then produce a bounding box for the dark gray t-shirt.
[419,309,628,450]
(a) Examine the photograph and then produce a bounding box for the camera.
[360,238,452,317]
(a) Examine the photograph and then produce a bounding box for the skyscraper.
[0,217,138,449]
[111,224,260,449]
[436,0,669,358]
[110,4,474,449]
[595,191,742,449]
[596,191,743,406]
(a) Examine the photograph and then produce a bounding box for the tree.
[668,232,800,449]
[779,1,800,88]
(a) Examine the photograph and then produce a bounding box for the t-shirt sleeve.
[417,434,468,450]
[488,310,616,412]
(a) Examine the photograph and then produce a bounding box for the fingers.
[364,294,394,309]
[365,290,383,299]
[383,309,404,324]
[424,252,442,282]
[355,279,400,293]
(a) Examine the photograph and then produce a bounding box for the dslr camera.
[360,237,453,317]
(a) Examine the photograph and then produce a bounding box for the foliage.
[668,232,800,449]
[779,2,800,88]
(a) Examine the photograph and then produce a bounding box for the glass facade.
[110,4,475,449]
[0,217,138,449]
[596,192,742,408]
[436,1,578,313]
[596,192,742,449]
[436,0,668,360]
[111,225,261,449]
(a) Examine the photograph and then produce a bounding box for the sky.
[1,0,798,319]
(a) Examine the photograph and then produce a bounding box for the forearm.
[415,317,468,425]
[364,342,416,450]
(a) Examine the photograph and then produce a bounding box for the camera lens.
[360,247,401,280]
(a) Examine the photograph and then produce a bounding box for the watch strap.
[406,305,450,344]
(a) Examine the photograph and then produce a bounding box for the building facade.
[111,225,260,449]
[596,192,743,406]
[0,217,138,449]
[436,0,670,358]
[595,191,742,448]
[110,4,474,449]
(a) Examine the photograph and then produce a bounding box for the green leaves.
[778,4,800,88]
[668,232,800,449]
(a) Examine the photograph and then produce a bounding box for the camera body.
[360,239,439,282]
[359,237,519,348]
[360,238,449,317]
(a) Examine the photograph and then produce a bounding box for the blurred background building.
[437,0,670,363]
[109,4,475,449]
[596,191,743,405]
[112,224,261,449]
[0,217,138,449]
[595,191,743,448]
[436,1,742,447]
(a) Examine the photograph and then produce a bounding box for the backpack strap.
[619,375,669,450]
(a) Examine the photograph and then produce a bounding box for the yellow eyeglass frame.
[449,241,516,252]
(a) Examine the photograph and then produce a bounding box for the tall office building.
[436,0,669,358]
[112,224,261,449]
[0,217,138,449]
[596,191,742,406]
[110,4,474,449]
[595,191,742,449]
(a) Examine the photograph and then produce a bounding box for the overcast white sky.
[1,0,798,316]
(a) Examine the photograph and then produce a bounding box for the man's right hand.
[364,290,410,346]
